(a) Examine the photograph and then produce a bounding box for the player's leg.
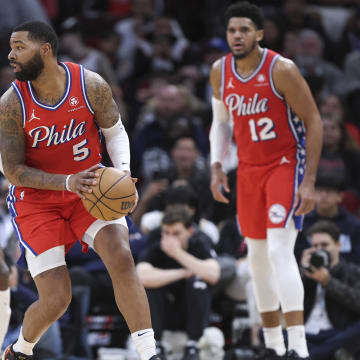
[3,247,71,359]
[0,251,11,352]
[246,238,286,358]
[85,219,157,360]
[267,224,308,359]
[237,166,286,358]
[265,161,309,359]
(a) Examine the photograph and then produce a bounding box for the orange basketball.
[82,167,136,221]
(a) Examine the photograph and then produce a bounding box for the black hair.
[224,1,264,30]
[162,205,193,229]
[13,21,58,57]
[315,169,346,192]
[306,220,340,243]
[166,184,198,209]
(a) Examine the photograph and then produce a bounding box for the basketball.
[82,167,136,221]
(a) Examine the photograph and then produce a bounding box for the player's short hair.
[13,21,58,57]
[162,205,193,229]
[224,1,264,30]
[306,220,340,243]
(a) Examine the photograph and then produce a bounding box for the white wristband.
[65,175,72,192]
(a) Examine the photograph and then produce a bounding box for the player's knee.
[109,245,134,271]
[42,287,72,319]
[0,261,10,290]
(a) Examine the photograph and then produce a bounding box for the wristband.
[65,174,72,192]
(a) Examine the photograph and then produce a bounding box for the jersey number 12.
[248,117,276,142]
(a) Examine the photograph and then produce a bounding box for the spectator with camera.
[300,220,360,360]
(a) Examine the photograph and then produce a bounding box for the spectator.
[300,220,360,360]
[133,87,208,181]
[294,29,342,99]
[295,170,360,266]
[139,183,219,245]
[319,113,360,213]
[136,206,220,360]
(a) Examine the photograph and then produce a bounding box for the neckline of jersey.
[231,48,268,83]
[26,62,71,111]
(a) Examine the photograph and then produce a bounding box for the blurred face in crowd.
[226,17,263,60]
[161,222,193,249]
[8,31,45,81]
[322,117,342,151]
[320,95,344,119]
[310,232,340,266]
[155,85,188,119]
[171,137,199,171]
[315,187,343,216]
[297,31,323,59]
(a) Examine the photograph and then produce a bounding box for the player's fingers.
[296,198,314,215]
[293,192,300,212]
[86,164,101,173]
[223,177,230,193]
[78,184,92,194]
[131,177,138,183]
[213,189,229,204]
[81,178,97,186]
[295,201,307,215]
[75,190,86,199]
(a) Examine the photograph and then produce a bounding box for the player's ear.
[40,42,52,58]
[256,29,264,42]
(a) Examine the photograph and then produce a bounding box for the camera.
[308,249,331,270]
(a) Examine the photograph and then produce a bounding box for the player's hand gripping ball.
[82,167,136,220]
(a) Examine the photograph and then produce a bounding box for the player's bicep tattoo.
[0,89,26,171]
[84,70,119,128]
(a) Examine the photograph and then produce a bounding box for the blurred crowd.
[2,0,360,359]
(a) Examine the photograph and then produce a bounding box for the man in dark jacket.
[300,220,360,360]
[295,171,360,265]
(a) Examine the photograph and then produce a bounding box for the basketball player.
[209,3,323,360]
[0,21,158,360]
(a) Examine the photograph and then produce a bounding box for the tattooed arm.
[0,88,67,189]
[0,87,98,193]
[84,69,119,129]
[85,69,131,173]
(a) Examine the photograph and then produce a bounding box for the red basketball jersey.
[221,49,306,165]
[12,62,101,173]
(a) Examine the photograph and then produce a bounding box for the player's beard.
[232,39,257,60]
[13,51,44,82]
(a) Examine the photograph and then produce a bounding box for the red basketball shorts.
[7,187,96,256]
[236,155,304,239]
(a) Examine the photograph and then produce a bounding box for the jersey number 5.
[73,139,90,161]
[248,117,276,142]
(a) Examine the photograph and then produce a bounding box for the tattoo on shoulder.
[84,69,119,128]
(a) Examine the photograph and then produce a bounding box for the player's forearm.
[172,250,220,285]
[4,164,66,190]
[303,114,323,182]
[209,122,232,166]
